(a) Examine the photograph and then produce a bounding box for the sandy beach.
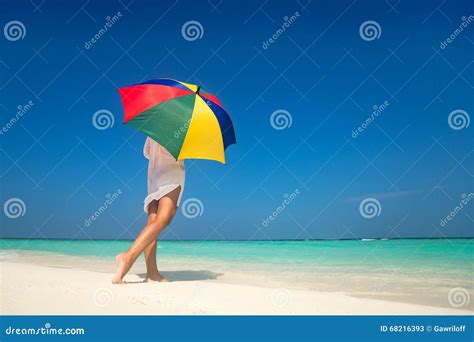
[1,259,471,315]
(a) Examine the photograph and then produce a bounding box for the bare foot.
[112,253,128,284]
[147,271,169,282]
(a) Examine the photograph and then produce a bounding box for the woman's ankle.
[147,268,160,276]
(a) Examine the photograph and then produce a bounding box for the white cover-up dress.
[143,137,185,213]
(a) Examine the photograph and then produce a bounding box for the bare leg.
[144,240,168,282]
[112,187,181,284]
[142,201,166,281]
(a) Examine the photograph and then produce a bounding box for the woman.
[112,137,185,284]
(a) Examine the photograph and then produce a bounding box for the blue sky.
[1,0,473,240]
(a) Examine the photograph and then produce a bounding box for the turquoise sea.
[1,238,472,271]
[1,238,473,308]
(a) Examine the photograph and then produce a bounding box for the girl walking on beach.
[112,137,184,284]
[114,79,235,284]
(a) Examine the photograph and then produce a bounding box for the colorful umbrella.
[118,78,236,164]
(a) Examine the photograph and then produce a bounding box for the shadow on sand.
[135,270,223,282]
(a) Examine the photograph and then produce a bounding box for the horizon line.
[0,237,472,242]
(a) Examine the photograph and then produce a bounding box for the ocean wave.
[0,251,19,260]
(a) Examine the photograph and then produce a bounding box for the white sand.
[1,261,471,315]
